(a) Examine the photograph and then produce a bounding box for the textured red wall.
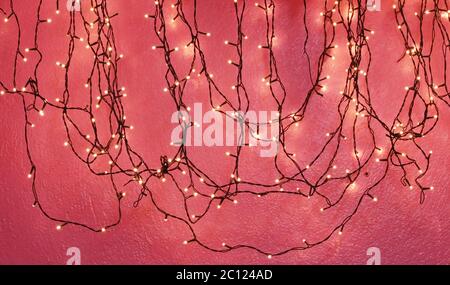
[0,0,449,264]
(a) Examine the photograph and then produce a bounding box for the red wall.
[0,0,449,264]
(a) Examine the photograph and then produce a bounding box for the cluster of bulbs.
[0,0,447,258]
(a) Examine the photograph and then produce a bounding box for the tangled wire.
[0,0,448,258]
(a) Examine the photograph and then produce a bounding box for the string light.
[0,0,445,259]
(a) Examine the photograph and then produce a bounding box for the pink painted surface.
[0,1,449,264]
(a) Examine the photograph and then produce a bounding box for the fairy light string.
[0,0,448,257]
